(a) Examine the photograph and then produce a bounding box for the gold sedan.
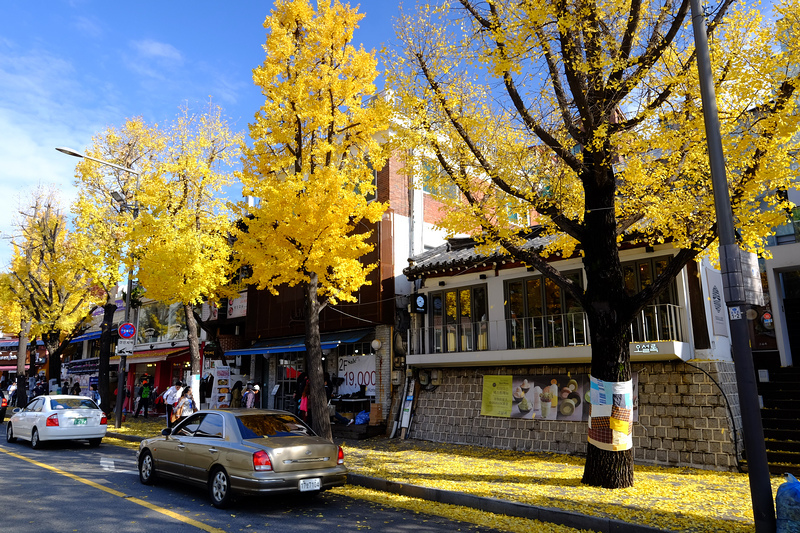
[137,409,347,508]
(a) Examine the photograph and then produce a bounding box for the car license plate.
[298,478,321,492]
[74,418,87,425]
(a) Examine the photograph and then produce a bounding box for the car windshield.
[236,413,315,439]
[51,398,99,410]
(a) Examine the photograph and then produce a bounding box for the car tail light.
[253,450,272,471]
[100,414,107,425]
[46,413,59,427]
[337,446,344,465]
[1,398,6,408]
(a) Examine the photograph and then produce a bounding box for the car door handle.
[177,444,185,449]
[208,448,218,453]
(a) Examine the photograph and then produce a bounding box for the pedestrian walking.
[134,380,151,418]
[162,380,182,428]
[230,381,243,410]
[90,384,101,407]
[175,387,196,424]
[244,383,256,408]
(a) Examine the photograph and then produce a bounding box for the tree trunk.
[42,331,61,388]
[16,320,31,406]
[579,152,635,489]
[304,273,333,441]
[98,302,118,412]
[184,304,202,399]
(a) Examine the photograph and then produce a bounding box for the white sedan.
[6,395,107,448]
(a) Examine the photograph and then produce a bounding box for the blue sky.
[0,0,402,266]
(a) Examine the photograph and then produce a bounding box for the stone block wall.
[407,359,743,471]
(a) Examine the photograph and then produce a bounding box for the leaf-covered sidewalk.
[109,416,778,533]
[341,436,776,533]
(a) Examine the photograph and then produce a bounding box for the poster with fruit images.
[496,373,638,422]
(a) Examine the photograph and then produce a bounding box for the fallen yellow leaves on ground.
[341,437,779,533]
[334,485,596,533]
[109,417,779,533]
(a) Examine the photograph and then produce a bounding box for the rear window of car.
[51,398,99,410]
[236,413,315,439]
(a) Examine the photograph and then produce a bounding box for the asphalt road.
[0,435,504,533]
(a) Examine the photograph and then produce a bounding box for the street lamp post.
[56,147,139,430]
[687,5,775,532]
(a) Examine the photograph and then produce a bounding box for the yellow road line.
[0,447,226,533]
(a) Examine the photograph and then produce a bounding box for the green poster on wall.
[480,375,513,417]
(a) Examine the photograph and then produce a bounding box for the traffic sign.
[118,322,136,339]
[116,338,134,356]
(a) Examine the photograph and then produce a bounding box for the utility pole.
[688,2,776,531]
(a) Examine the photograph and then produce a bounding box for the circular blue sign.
[118,322,136,339]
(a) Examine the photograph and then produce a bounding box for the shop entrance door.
[276,353,305,412]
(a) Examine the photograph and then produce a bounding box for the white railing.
[408,304,685,355]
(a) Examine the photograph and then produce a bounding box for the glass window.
[236,413,314,439]
[429,285,488,352]
[505,271,584,349]
[196,413,225,438]
[175,414,205,436]
[50,398,99,410]
[137,301,189,344]
[25,398,44,412]
[421,160,459,200]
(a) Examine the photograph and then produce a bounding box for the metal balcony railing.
[408,304,686,355]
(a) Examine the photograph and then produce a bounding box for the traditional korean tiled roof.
[404,227,555,279]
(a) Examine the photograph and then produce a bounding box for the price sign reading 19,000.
[338,356,376,395]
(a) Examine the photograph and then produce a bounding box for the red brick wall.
[379,155,409,216]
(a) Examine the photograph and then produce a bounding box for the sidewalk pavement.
[108,424,769,533]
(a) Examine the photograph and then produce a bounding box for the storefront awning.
[225,328,373,357]
[70,331,103,343]
[0,365,29,372]
[65,357,118,375]
[0,340,44,349]
[111,347,190,365]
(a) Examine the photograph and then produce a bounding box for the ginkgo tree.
[389,0,800,488]
[72,118,159,411]
[4,189,101,399]
[130,102,243,392]
[73,104,241,404]
[236,0,389,441]
[0,273,30,404]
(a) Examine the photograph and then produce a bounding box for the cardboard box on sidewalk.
[369,403,383,425]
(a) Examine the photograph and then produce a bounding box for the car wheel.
[138,450,157,485]
[31,428,43,449]
[88,438,102,447]
[6,423,16,443]
[208,466,232,508]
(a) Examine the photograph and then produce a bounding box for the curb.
[107,432,665,533]
[347,474,667,533]
[107,431,147,443]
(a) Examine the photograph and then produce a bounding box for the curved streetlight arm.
[56,147,140,176]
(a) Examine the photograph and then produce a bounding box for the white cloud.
[0,46,121,266]
[73,16,104,39]
[131,39,183,62]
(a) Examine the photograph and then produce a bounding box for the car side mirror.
[11,407,21,414]
[161,428,172,436]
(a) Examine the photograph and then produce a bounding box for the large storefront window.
[137,302,188,344]
[505,271,585,349]
[623,257,679,341]
[429,285,488,353]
